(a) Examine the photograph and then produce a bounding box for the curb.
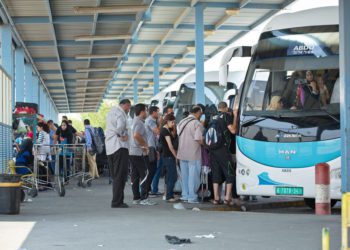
[194,200,306,212]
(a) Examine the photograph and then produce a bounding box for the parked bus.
[173,70,245,122]
[235,7,340,208]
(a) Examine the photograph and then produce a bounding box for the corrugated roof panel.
[51,0,97,16]
[166,30,195,41]
[42,74,62,79]
[46,83,63,88]
[28,46,57,58]
[124,57,146,64]
[253,0,285,3]
[59,46,90,57]
[129,44,155,54]
[225,10,270,26]
[64,73,86,79]
[150,7,186,24]
[155,45,187,55]
[90,61,116,68]
[4,0,48,17]
[36,62,60,70]
[138,29,168,40]
[95,23,131,36]
[62,61,88,70]
[205,30,242,43]
[16,24,53,41]
[93,45,123,54]
[101,0,142,5]
[55,23,93,40]
[90,72,112,78]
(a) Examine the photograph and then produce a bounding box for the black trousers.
[130,155,150,200]
[147,148,158,192]
[107,148,129,206]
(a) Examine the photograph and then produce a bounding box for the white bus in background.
[173,46,251,122]
[235,7,340,208]
[173,70,246,122]
[219,46,252,108]
[149,81,181,113]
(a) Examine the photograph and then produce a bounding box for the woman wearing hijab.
[55,120,74,181]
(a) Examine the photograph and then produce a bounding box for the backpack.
[205,113,227,150]
[87,127,104,154]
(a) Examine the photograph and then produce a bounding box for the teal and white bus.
[236,7,340,207]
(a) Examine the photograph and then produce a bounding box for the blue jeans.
[164,157,177,200]
[180,160,201,202]
[151,156,164,193]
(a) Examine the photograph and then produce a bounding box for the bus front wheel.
[304,198,338,210]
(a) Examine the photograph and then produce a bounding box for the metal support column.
[39,85,45,114]
[153,54,159,95]
[45,94,49,118]
[25,63,33,103]
[340,0,350,192]
[133,79,138,104]
[195,3,205,105]
[32,75,39,105]
[15,48,25,102]
[340,2,350,247]
[0,25,12,77]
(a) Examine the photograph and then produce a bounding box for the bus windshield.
[242,25,339,118]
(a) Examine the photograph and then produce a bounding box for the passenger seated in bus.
[291,70,320,110]
[267,96,283,110]
[316,75,330,107]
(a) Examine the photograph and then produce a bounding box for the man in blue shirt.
[145,106,160,195]
[84,119,99,179]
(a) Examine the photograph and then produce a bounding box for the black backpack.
[205,113,227,150]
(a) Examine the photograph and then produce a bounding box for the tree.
[81,100,118,131]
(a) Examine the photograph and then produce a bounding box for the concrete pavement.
[0,177,341,250]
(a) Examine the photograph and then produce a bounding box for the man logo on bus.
[278,150,296,160]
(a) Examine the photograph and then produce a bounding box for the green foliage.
[81,100,118,130]
[68,116,84,132]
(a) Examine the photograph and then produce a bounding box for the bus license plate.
[275,186,303,196]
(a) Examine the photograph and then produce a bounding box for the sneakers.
[149,191,163,197]
[166,198,178,203]
[140,198,157,206]
[132,199,141,205]
[187,199,199,204]
[179,197,188,202]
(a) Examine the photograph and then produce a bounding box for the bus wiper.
[241,115,276,127]
[317,108,340,123]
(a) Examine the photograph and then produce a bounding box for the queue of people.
[13,114,104,183]
[106,99,241,208]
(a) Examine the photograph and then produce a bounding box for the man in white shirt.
[105,99,131,208]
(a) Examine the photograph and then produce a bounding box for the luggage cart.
[57,144,92,188]
[32,144,66,197]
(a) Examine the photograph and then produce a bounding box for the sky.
[162,0,339,93]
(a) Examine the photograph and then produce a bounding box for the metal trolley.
[31,143,91,197]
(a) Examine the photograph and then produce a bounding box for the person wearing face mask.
[177,105,204,204]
